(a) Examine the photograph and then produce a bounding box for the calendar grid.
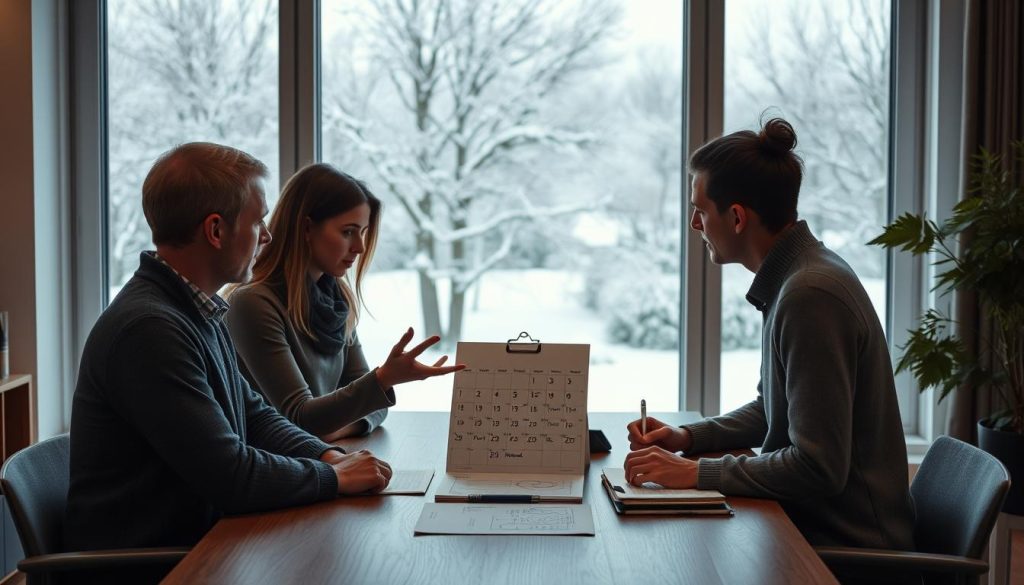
[446,342,590,475]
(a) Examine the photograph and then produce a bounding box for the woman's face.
[306,202,371,278]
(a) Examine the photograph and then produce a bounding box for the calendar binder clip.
[506,331,541,354]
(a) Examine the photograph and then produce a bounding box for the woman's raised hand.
[375,327,466,388]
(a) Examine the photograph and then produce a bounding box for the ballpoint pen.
[641,399,647,436]
[467,494,541,503]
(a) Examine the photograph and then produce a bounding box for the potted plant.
[869,140,1024,513]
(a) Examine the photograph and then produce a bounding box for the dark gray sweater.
[65,253,340,552]
[226,282,394,437]
[686,222,916,550]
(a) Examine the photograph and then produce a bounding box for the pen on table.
[641,399,647,437]
[467,494,541,503]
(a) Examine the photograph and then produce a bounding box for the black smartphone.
[589,429,612,453]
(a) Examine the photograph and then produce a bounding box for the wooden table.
[163,412,838,584]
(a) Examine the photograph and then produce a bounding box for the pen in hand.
[641,399,647,437]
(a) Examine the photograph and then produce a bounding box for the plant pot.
[978,420,1024,515]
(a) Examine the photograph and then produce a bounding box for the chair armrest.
[18,547,190,573]
[814,546,989,574]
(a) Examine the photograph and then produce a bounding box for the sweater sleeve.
[228,291,395,438]
[695,285,858,499]
[682,385,769,454]
[338,333,390,435]
[105,316,337,514]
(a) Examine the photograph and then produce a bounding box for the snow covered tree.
[730,0,890,278]
[322,0,621,345]
[107,0,277,287]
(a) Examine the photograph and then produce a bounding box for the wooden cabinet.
[0,375,34,467]
[0,375,33,580]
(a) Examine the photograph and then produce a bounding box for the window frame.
[66,0,963,447]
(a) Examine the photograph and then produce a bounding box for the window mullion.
[682,0,724,417]
[279,0,320,188]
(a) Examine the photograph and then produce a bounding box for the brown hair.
[227,163,382,343]
[143,142,269,247]
[688,116,804,233]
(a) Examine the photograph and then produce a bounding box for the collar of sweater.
[135,251,228,323]
[744,220,820,312]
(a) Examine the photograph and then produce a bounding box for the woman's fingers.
[407,335,441,358]
[389,327,415,358]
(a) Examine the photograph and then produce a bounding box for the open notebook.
[601,468,732,515]
[435,340,590,503]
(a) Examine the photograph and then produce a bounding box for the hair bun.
[759,118,797,155]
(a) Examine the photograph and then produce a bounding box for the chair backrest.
[0,434,70,558]
[911,435,1010,559]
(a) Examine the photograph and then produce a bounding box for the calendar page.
[445,342,590,476]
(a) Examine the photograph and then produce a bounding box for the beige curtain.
[947,0,1024,443]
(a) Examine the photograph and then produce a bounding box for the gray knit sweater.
[226,281,394,438]
[66,253,339,552]
[686,221,916,550]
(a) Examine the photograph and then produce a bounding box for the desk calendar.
[435,336,590,503]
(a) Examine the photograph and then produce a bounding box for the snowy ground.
[356,269,681,414]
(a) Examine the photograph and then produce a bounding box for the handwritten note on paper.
[435,472,583,502]
[380,469,435,495]
[413,503,596,536]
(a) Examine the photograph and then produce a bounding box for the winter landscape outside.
[721,0,891,412]
[105,0,890,416]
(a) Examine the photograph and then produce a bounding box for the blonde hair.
[143,142,268,246]
[227,163,381,344]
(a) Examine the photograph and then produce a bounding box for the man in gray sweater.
[66,143,397,583]
[625,118,915,552]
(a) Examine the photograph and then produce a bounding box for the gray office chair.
[0,434,189,585]
[815,435,1011,585]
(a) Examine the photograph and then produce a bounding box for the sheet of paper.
[435,472,583,501]
[602,468,724,501]
[380,469,435,495]
[414,503,595,536]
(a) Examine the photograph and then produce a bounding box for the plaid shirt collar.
[149,252,229,321]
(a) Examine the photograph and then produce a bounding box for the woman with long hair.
[226,163,461,440]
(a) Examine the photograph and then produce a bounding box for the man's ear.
[202,213,226,250]
[729,204,748,234]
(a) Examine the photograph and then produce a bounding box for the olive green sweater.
[227,282,394,438]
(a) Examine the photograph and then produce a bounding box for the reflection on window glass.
[106,0,279,298]
[721,0,891,413]
[322,0,683,411]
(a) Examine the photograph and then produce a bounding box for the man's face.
[223,181,271,284]
[689,173,737,265]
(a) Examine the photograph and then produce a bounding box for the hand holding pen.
[626,410,694,453]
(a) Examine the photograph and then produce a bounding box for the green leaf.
[895,310,972,402]
[868,213,938,255]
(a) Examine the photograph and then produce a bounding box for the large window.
[321,0,683,411]
[106,0,280,297]
[720,0,891,413]
[79,0,942,433]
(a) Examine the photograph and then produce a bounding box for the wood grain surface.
[162,411,838,585]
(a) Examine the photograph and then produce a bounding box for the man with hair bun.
[625,118,915,555]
